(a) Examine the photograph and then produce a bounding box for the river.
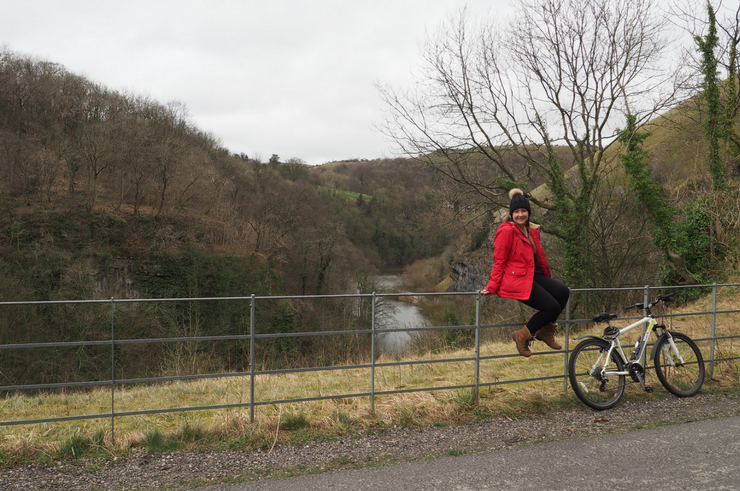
[371,274,428,355]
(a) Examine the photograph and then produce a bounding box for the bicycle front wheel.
[654,331,705,397]
[568,338,625,410]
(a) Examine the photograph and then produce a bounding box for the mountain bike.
[568,293,705,410]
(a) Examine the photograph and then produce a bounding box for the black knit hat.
[508,188,531,217]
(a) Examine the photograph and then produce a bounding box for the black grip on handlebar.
[660,293,676,302]
[625,303,644,311]
[592,312,618,323]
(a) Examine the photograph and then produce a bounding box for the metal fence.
[1,283,738,440]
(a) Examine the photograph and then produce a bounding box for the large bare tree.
[378,0,684,288]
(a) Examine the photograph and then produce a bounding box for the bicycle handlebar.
[592,293,676,322]
[592,312,618,323]
[624,293,675,312]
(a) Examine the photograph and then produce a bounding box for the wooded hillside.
[0,49,466,299]
[0,49,470,383]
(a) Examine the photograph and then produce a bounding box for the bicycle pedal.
[644,386,654,393]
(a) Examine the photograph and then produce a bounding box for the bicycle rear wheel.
[654,331,705,397]
[568,338,625,410]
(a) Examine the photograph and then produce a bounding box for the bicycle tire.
[653,331,705,397]
[568,338,626,410]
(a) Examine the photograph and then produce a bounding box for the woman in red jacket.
[481,189,569,357]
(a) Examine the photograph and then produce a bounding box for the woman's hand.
[480,288,492,296]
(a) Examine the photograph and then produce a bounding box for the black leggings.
[520,274,570,335]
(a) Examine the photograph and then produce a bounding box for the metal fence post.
[371,292,376,413]
[563,295,571,393]
[110,297,116,444]
[250,294,256,423]
[474,292,481,402]
[641,285,650,366]
[643,285,650,314]
[711,283,717,378]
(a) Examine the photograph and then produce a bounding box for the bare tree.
[378,0,684,287]
[76,86,126,210]
[241,171,316,263]
[280,157,310,182]
[149,101,190,216]
[118,110,154,214]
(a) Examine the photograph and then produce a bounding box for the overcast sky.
[2,0,511,165]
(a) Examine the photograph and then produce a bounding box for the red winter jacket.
[483,220,551,300]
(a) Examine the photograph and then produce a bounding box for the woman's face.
[512,208,529,226]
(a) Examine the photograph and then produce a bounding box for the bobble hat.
[508,188,531,217]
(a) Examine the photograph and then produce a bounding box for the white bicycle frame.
[594,315,688,380]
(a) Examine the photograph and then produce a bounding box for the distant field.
[317,186,372,200]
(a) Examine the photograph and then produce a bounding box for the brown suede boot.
[512,326,534,357]
[534,322,562,350]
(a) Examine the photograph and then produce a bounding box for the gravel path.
[2,391,738,491]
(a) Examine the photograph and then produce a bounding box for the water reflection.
[371,275,427,355]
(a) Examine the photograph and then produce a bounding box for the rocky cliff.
[449,256,493,293]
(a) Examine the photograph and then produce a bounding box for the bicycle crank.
[627,363,653,392]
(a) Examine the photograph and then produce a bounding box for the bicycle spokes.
[568,339,625,410]
[654,332,705,397]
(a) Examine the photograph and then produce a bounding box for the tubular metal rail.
[0,283,738,442]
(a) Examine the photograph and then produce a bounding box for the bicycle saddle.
[592,312,618,323]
